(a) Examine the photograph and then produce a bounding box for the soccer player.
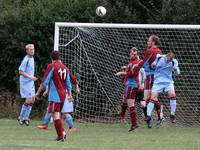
[134,35,163,127]
[37,74,80,131]
[36,51,72,141]
[117,65,147,122]
[146,52,180,124]
[115,47,141,132]
[18,44,38,126]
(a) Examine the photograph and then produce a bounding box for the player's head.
[25,44,35,56]
[130,47,139,60]
[165,52,175,62]
[147,35,159,48]
[51,51,60,60]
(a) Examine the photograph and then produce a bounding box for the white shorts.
[152,82,174,93]
[61,97,74,113]
[20,81,35,99]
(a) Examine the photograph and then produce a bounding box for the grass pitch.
[0,119,200,150]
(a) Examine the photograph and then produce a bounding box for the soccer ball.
[96,6,106,17]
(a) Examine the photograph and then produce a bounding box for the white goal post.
[54,22,200,125]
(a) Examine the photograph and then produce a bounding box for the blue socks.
[24,104,32,120]
[43,112,51,126]
[19,103,33,121]
[170,99,176,115]
[19,104,28,121]
[66,114,75,128]
[147,101,155,116]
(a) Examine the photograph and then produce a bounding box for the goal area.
[54,22,200,125]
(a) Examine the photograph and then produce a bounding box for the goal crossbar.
[55,22,200,29]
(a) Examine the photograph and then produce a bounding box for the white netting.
[55,23,200,125]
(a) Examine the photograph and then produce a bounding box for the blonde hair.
[25,44,34,50]
[166,52,175,59]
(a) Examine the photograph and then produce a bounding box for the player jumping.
[146,52,180,125]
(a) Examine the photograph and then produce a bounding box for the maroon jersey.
[41,60,71,102]
[138,47,162,76]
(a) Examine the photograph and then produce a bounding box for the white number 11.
[58,68,66,80]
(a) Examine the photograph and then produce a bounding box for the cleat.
[63,132,67,139]
[37,125,48,129]
[17,117,20,122]
[170,115,176,123]
[19,120,24,125]
[17,117,24,125]
[128,124,139,132]
[24,120,30,126]
[68,128,77,132]
[146,116,152,128]
[55,136,65,142]
[156,118,164,126]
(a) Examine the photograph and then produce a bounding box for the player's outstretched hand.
[76,85,80,94]
[121,66,127,70]
[115,71,126,76]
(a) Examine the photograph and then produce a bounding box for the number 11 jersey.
[41,60,71,103]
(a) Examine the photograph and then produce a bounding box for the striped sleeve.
[138,50,152,68]
[66,72,72,92]
[41,64,54,88]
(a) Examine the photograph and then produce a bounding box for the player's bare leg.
[168,89,177,123]
[127,99,139,132]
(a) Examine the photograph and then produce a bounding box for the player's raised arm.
[138,50,152,69]
[115,71,126,76]
[173,59,180,75]
[121,66,127,70]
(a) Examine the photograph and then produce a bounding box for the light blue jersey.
[152,55,180,85]
[19,55,35,98]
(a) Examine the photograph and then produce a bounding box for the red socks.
[130,106,137,126]
[120,102,128,118]
[54,119,64,138]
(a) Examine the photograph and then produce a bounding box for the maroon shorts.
[144,74,154,90]
[124,86,137,100]
[47,101,64,113]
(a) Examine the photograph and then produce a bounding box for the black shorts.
[135,90,144,102]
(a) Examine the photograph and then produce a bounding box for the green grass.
[0,119,200,150]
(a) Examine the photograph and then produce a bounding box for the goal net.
[54,22,200,125]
